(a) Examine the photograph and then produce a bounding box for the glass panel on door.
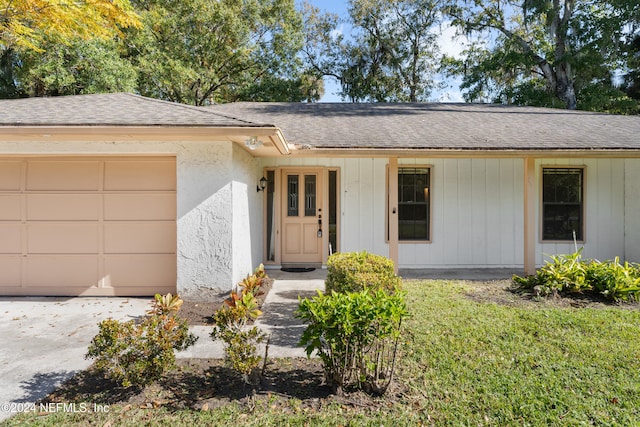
[304,175,316,216]
[287,175,299,217]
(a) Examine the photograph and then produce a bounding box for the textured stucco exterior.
[176,141,235,299]
[231,143,263,287]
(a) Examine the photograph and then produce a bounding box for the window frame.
[540,166,586,243]
[387,164,433,244]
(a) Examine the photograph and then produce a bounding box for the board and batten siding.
[398,158,523,268]
[263,156,637,269]
[624,159,640,262]
[536,158,626,265]
[261,156,389,256]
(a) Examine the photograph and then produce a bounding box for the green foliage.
[445,0,640,112]
[326,251,401,294]
[16,38,137,97]
[301,0,440,102]
[221,291,263,325]
[211,325,266,384]
[11,281,640,425]
[513,250,640,302]
[585,257,640,302]
[513,249,589,295]
[211,266,268,384]
[128,0,305,105]
[238,265,268,297]
[297,289,408,395]
[86,294,197,387]
[148,292,184,315]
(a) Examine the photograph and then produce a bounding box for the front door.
[281,169,323,264]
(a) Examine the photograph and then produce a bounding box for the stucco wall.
[176,142,235,299]
[231,143,263,286]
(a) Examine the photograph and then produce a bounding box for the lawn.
[4,280,640,426]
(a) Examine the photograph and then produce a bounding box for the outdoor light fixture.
[257,176,268,192]
[245,136,263,150]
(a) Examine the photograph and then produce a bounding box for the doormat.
[281,267,316,273]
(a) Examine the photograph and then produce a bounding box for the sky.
[304,0,468,102]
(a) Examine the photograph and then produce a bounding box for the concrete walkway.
[177,269,325,359]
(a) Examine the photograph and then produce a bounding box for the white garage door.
[0,157,176,296]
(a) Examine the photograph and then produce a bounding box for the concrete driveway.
[0,297,150,421]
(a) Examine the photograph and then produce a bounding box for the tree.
[127,0,306,105]
[15,38,137,97]
[0,0,140,52]
[302,0,441,102]
[445,0,639,112]
[230,73,324,102]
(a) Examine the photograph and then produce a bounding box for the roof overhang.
[285,147,640,159]
[0,125,291,156]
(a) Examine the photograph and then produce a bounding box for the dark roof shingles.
[208,102,640,151]
[0,92,263,127]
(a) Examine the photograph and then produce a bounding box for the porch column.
[388,157,399,273]
[523,157,536,275]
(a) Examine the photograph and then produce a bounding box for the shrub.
[585,257,640,302]
[513,250,640,302]
[297,289,408,396]
[211,285,267,384]
[513,250,589,296]
[86,293,197,388]
[326,251,401,294]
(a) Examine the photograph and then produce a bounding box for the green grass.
[5,280,640,426]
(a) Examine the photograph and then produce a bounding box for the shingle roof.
[0,92,261,127]
[208,102,640,151]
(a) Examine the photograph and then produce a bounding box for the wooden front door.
[281,169,323,264]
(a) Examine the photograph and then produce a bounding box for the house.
[1,93,640,298]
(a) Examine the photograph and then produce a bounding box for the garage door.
[0,157,176,296]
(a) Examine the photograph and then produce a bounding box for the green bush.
[296,289,408,396]
[86,294,197,388]
[211,288,267,384]
[326,251,401,294]
[585,257,640,302]
[513,250,640,302]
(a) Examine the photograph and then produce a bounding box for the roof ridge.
[121,93,265,126]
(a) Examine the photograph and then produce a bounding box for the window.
[542,168,584,241]
[398,167,430,241]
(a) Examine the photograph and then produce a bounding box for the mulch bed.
[41,276,410,413]
[179,278,274,326]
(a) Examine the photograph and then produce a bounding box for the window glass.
[329,170,338,254]
[304,175,316,216]
[287,175,298,217]
[542,168,583,240]
[398,167,430,241]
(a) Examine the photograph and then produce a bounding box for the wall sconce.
[245,136,263,150]
[257,176,268,192]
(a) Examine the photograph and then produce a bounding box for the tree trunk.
[555,62,577,109]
